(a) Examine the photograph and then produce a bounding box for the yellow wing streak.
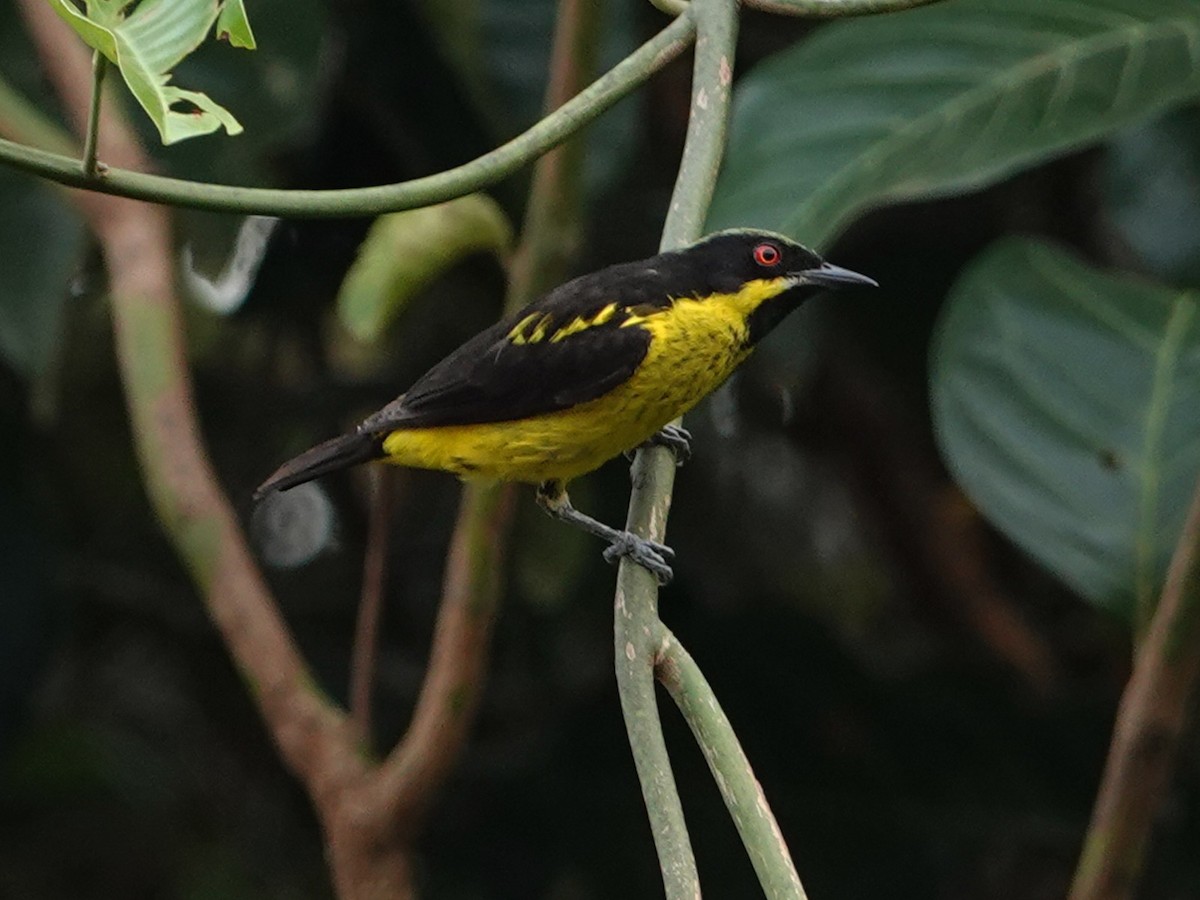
[507,312,540,345]
[526,313,554,344]
[548,302,620,343]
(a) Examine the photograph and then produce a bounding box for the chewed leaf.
[46,0,253,145]
[216,0,256,49]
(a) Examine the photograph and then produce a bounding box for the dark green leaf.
[931,237,1200,615]
[709,0,1200,248]
[1106,107,1200,286]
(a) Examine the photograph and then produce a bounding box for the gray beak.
[797,261,878,289]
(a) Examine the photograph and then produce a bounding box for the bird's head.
[682,229,877,343]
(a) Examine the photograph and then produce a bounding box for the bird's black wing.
[360,259,680,431]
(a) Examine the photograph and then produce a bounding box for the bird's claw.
[602,532,676,585]
[624,424,693,466]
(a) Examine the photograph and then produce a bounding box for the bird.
[254,229,876,584]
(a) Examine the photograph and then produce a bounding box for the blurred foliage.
[1106,106,1200,288]
[932,238,1200,617]
[336,194,512,346]
[3,0,1200,898]
[0,170,84,379]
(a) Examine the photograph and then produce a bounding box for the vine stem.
[657,627,807,898]
[1069,471,1200,900]
[744,0,947,14]
[81,49,105,176]
[0,12,694,217]
[616,0,803,896]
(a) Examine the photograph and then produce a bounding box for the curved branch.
[1070,471,1200,900]
[374,482,517,830]
[657,626,806,898]
[0,12,694,217]
[745,0,948,14]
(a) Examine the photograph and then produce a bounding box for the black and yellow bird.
[255,229,875,583]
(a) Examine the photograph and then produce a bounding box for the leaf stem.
[657,627,807,898]
[81,49,105,177]
[0,11,694,217]
[1069,470,1200,900]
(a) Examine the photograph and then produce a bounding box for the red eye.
[753,242,781,267]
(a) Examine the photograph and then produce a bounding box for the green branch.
[746,0,948,14]
[0,11,694,217]
[614,0,740,896]
[616,0,806,896]
[658,627,807,898]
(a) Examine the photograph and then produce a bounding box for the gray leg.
[624,424,693,466]
[536,480,675,585]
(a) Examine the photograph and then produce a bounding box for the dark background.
[1,1,1197,898]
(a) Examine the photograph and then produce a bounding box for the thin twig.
[657,627,806,899]
[374,482,517,831]
[81,49,105,177]
[1069,471,1200,900]
[350,466,395,747]
[0,12,695,217]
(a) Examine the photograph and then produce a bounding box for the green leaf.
[215,0,255,49]
[46,0,252,145]
[1105,107,1200,287]
[0,170,85,379]
[931,237,1200,616]
[336,195,513,344]
[708,0,1200,249]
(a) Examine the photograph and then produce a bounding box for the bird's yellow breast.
[381,278,787,483]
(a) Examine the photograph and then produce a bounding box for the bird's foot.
[602,532,676,585]
[625,424,693,466]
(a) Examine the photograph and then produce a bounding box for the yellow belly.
[381,293,757,484]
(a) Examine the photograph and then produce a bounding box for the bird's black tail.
[253,432,384,500]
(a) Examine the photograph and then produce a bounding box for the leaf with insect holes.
[708,0,1200,249]
[46,0,255,145]
[931,237,1200,617]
